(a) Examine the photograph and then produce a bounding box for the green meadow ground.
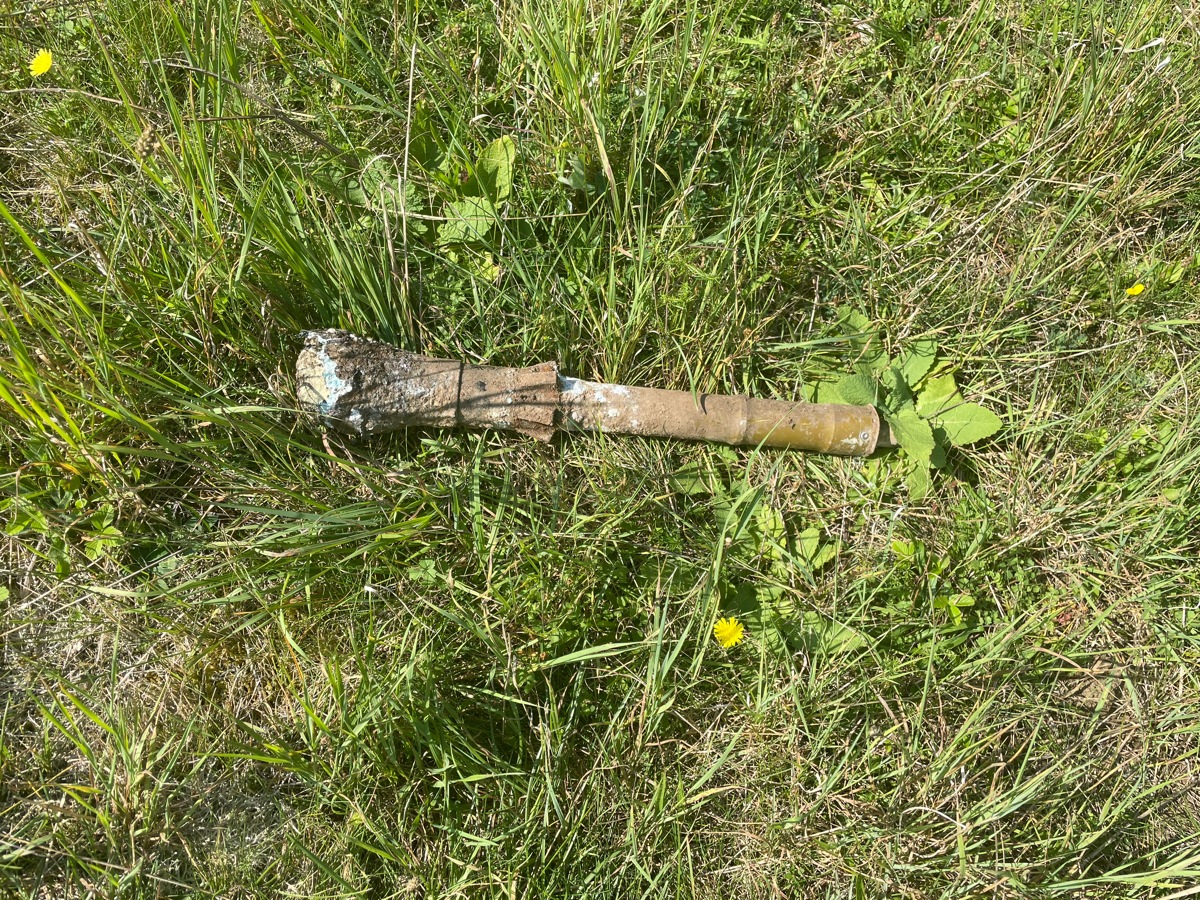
[3,0,1200,896]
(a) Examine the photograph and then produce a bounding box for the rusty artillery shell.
[296,329,881,456]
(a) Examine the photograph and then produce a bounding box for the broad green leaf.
[812,380,845,404]
[881,365,914,413]
[755,504,786,558]
[937,402,1002,445]
[91,504,115,530]
[475,136,516,203]
[915,373,961,418]
[669,461,722,496]
[930,432,948,469]
[796,526,838,571]
[84,525,122,561]
[345,161,427,234]
[898,339,938,387]
[837,306,871,333]
[742,610,784,652]
[757,505,786,542]
[743,604,798,654]
[403,196,429,235]
[906,463,931,500]
[438,196,495,245]
[837,307,888,372]
[800,611,866,656]
[465,250,500,282]
[359,156,394,201]
[834,374,877,407]
[934,592,975,625]
[885,404,935,466]
[7,506,48,535]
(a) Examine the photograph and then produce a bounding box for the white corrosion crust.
[558,376,636,428]
[829,428,875,454]
[296,329,354,416]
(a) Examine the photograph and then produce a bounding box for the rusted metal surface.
[558,378,879,455]
[459,360,559,442]
[296,329,559,441]
[296,329,883,456]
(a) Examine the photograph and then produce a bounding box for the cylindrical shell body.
[745,397,879,455]
[558,378,878,456]
[458,362,559,441]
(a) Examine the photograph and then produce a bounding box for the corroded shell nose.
[295,330,351,417]
[296,330,557,440]
[296,329,462,435]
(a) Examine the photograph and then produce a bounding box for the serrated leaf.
[905,463,931,500]
[84,525,122,560]
[834,373,877,406]
[884,404,935,466]
[796,526,838,571]
[881,365,914,413]
[475,136,516,203]
[936,402,1002,445]
[915,373,961,418]
[360,156,390,190]
[812,381,842,404]
[438,196,495,245]
[91,504,115,530]
[799,611,865,656]
[359,164,429,235]
[930,433,948,469]
[837,307,888,372]
[899,339,938,387]
[756,504,786,543]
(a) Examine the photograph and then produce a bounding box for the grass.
[2,0,1199,896]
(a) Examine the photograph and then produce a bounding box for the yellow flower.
[1125,283,1146,296]
[713,616,745,649]
[29,49,53,77]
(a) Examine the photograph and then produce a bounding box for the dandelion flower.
[713,616,745,649]
[29,49,53,78]
[1125,283,1146,297]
